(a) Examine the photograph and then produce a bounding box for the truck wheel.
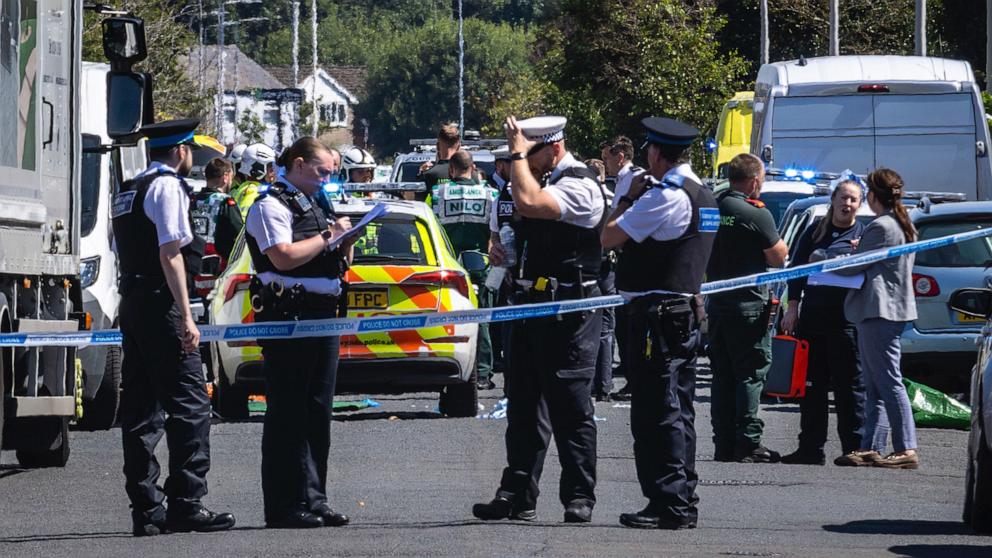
[965,416,992,533]
[214,359,249,420]
[439,367,479,418]
[78,347,122,431]
[16,417,70,468]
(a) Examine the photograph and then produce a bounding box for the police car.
[712,167,826,228]
[390,136,502,183]
[208,183,482,419]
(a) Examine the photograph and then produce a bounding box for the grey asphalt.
[1,364,989,558]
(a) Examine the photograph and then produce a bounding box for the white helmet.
[341,146,376,172]
[239,143,276,180]
[228,143,247,165]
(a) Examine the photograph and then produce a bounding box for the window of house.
[338,104,346,123]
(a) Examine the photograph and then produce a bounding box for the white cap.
[228,143,247,164]
[239,143,276,179]
[517,116,567,143]
[492,145,511,160]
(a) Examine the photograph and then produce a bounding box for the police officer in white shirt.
[473,115,607,524]
[111,119,235,536]
[601,117,718,530]
[244,137,355,530]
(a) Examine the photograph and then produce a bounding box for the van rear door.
[771,95,874,173]
[873,93,977,199]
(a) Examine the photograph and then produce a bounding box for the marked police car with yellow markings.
[208,183,482,419]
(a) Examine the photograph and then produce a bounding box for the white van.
[77,62,146,430]
[751,56,992,200]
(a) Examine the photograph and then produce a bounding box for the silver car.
[902,201,992,393]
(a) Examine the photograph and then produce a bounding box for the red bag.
[764,335,810,398]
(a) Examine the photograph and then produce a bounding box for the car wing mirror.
[459,250,488,273]
[949,288,992,319]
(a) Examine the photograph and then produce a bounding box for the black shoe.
[619,507,694,530]
[594,393,612,402]
[477,378,496,390]
[713,449,735,462]
[780,449,826,465]
[166,505,235,533]
[563,501,593,523]
[132,517,168,537]
[312,503,349,527]
[610,387,632,401]
[472,496,536,521]
[737,446,781,463]
[266,510,324,529]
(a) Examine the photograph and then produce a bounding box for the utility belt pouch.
[249,277,291,322]
[337,281,350,318]
[647,297,696,359]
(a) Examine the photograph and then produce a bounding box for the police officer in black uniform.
[111,119,235,537]
[244,137,354,529]
[473,115,607,524]
[487,145,514,379]
[602,117,718,530]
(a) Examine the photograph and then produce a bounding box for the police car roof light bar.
[409,138,507,148]
[340,181,427,193]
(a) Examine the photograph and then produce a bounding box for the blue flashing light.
[704,138,718,154]
[784,168,799,179]
[322,180,342,194]
[801,170,815,181]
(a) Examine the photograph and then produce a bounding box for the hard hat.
[239,143,276,180]
[228,143,247,165]
[341,146,376,171]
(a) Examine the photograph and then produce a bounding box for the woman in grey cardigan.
[834,168,919,469]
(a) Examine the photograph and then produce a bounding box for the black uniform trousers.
[593,265,616,396]
[119,278,211,524]
[796,322,865,456]
[623,295,699,523]
[260,315,340,522]
[498,285,602,509]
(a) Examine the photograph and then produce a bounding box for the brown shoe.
[873,452,919,470]
[834,450,883,467]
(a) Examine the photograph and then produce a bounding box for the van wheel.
[16,417,70,468]
[214,358,249,420]
[78,347,122,430]
[439,367,479,418]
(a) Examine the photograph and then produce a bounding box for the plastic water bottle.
[484,266,506,291]
[499,224,517,267]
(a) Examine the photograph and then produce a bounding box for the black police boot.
[736,445,781,464]
[165,505,236,533]
[266,510,324,529]
[619,505,695,530]
[132,510,169,537]
[610,385,632,401]
[312,503,350,527]
[477,377,496,390]
[780,449,826,466]
[563,500,593,523]
[472,495,536,521]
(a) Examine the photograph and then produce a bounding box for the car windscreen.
[761,192,812,227]
[80,134,103,237]
[399,162,422,182]
[915,219,992,268]
[348,215,432,265]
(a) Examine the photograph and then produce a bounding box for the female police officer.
[244,137,354,529]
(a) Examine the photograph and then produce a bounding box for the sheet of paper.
[807,271,865,289]
[327,203,389,250]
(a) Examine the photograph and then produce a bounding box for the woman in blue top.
[779,180,866,465]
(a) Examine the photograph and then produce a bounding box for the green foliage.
[356,16,535,155]
[538,0,748,162]
[236,110,266,144]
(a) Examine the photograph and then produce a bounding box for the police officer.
[473,115,606,524]
[341,145,376,183]
[706,153,788,463]
[190,157,243,264]
[432,149,497,388]
[244,137,354,529]
[111,119,235,537]
[601,117,717,530]
[228,143,248,187]
[231,142,277,216]
[487,145,513,378]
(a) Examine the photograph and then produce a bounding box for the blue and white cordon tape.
[5,226,992,348]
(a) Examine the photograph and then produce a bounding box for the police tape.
[5,225,992,348]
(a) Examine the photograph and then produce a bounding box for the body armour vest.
[511,165,607,282]
[191,188,231,243]
[495,179,515,229]
[432,180,495,226]
[244,182,345,279]
[111,168,205,279]
[616,174,719,295]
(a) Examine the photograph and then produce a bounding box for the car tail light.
[224,273,254,303]
[913,273,940,297]
[193,275,217,297]
[406,270,471,299]
[858,84,889,93]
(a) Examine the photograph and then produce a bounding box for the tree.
[536,0,748,162]
[236,109,266,144]
[356,16,535,156]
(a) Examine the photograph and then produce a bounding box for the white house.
[263,65,366,147]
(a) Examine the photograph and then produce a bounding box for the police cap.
[517,116,567,144]
[492,145,511,161]
[142,118,206,150]
[640,117,698,149]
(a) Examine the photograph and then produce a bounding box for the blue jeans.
[855,318,918,453]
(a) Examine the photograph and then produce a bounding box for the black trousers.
[796,323,865,456]
[623,297,699,522]
[498,289,601,509]
[593,267,616,396]
[260,332,340,522]
[119,281,211,523]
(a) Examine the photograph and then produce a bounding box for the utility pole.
[292,1,300,87]
[829,0,839,56]
[916,0,927,56]
[759,0,768,65]
[216,0,225,137]
[458,0,464,137]
[311,0,318,136]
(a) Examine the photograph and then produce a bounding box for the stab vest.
[111,168,205,280]
[495,177,515,229]
[244,182,345,279]
[616,174,718,294]
[511,164,607,282]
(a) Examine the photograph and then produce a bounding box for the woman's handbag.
[764,335,810,398]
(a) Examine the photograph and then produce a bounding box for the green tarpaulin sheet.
[903,378,971,430]
[247,398,379,414]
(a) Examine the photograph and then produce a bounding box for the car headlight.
[80,256,100,289]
